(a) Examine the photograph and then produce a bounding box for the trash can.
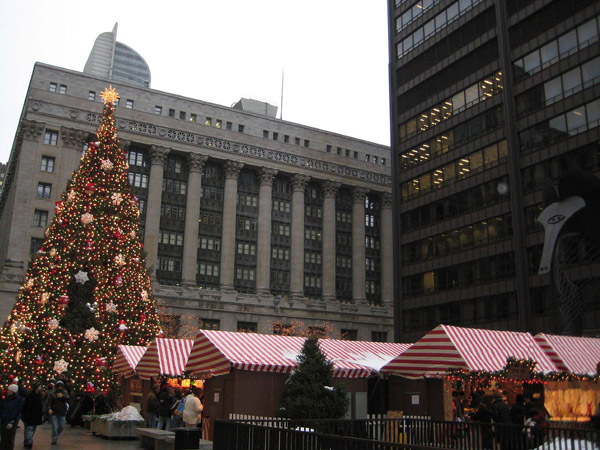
[173,427,201,449]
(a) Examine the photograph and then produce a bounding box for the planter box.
[89,418,145,439]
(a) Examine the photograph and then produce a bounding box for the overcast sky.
[0,1,390,164]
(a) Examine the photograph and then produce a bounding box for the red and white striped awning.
[185,330,412,379]
[381,324,558,379]
[113,344,147,378]
[534,333,600,375]
[135,338,194,380]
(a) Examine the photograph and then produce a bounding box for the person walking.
[47,380,70,445]
[0,384,25,450]
[170,388,185,429]
[42,383,54,423]
[182,388,203,428]
[145,385,160,428]
[157,385,174,430]
[21,383,43,448]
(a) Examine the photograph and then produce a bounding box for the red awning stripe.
[185,330,412,379]
[381,324,558,379]
[113,345,147,378]
[534,333,600,375]
[135,338,194,380]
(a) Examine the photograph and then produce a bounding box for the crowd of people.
[0,375,120,449]
[143,382,204,431]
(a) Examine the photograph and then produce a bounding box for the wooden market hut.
[185,329,411,438]
[112,344,147,408]
[380,324,558,420]
[534,333,600,422]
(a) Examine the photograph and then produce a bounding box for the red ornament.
[54,201,63,214]
[34,355,43,366]
[58,294,70,308]
[58,218,69,228]
[95,357,107,368]
[140,313,146,322]
[84,182,96,195]
[50,265,58,275]
[115,274,123,285]
[118,320,128,333]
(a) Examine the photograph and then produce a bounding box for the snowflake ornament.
[48,318,59,330]
[105,301,117,313]
[111,192,123,206]
[67,190,76,202]
[84,327,99,342]
[74,270,89,284]
[41,292,50,305]
[81,212,94,225]
[26,279,34,289]
[141,290,149,302]
[114,254,126,266]
[53,358,68,374]
[100,159,114,171]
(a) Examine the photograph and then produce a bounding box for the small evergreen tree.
[278,337,348,420]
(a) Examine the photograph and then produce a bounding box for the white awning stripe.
[113,345,147,378]
[535,333,600,375]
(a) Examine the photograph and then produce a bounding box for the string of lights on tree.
[0,86,161,392]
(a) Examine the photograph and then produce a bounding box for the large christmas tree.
[0,86,161,391]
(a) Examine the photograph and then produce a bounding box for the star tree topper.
[74,270,89,284]
[100,85,119,104]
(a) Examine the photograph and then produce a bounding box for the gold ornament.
[100,85,120,104]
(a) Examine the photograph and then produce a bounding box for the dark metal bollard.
[173,426,201,449]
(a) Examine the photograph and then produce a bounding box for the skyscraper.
[388,0,600,341]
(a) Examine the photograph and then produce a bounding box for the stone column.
[352,187,368,304]
[289,174,310,299]
[256,168,278,295]
[219,161,243,292]
[144,145,169,279]
[321,181,340,301]
[181,153,208,287]
[380,192,394,306]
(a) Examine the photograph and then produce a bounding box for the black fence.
[213,417,600,450]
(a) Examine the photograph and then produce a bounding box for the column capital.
[225,160,244,179]
[60,126,88,149]
[381,192,393,208]
[352,186,369,204]
[322,181,341,198]
[188,152,208,173]
[119,139,132,153]
[291,174,310,192]
[20,119,45,142]
[259,168,278,186]
[150,145,169,165]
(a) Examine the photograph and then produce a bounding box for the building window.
[49,83,57,93]
[345,149,350,157]
[179,111,186,120]
[162,178,187,194]
[199,318,220,330]
[236,242,256,256]
[337,147,342,155]
[161,204,186,220]
[365,154,370,162]
[205,117,212,126]
[284,135,290,143]
[238,124,245,133]
[44,131,58,146]
[273,132,279,141]
[371,331,387,342]
[30,237,44,254]
[126,99,134,109]
[40,156,55,173]
[37,182,52,199]
[237,321,257,333]
[190,113,197,123]
[59,84,67,94]
[216,119,222,128]
[381,158,386,166]
[353,151,358,159]
[88,91,96,101]
[226,121,232,130]
[128,150,146,167]
[128,173,149,188]
[166,157,183,174]
[155,106,162,115]
[263,130,269,138]
[236,267,256,281]
[159,230,184,246]
[327,145,332,153]
[168,108,175,118]
[304,139,310,148]
[199,237,221,251]
[295,137,301,145]
[341,329,358,341]
[33,210,48,227]
[158,256,182,272]
[198,262,220,277]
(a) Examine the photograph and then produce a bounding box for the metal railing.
[214,417,600,450]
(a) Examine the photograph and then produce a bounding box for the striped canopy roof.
[185,330,412,378]
[381,324,558,379]
[135,338,194,380]
[113,345,147,378]
[534,333,600,376]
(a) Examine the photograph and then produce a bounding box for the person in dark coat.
[157,385,174,430]
[145,385,160,428]
[493,392,512,450]
[47,381,70,445]
[42,383,54,423]
[22,383,43,448]
[0,384,25,450]
[471,394,495,450]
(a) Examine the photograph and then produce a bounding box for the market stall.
[185,330,411,438]
[534,333,600,422]
[135,338,194,380]
[380,324,558,420]
[113,344,147,409]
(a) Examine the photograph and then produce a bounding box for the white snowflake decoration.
[67,190,76,202]
[105,301,117,313]
[84,327,99,342]
[100,159,114,171]
[129,230,136,238]
[48,318,59,330]
[41,292,50,305]
[111,192,123,206]
[81,212,94,225]
[26,279,34,289]
[53,358,68,374]
[74,270,89,284]
[141,290,149,302]
[114,254,126,266]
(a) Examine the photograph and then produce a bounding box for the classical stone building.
[388,0,600,341]
[0,62,393,341]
